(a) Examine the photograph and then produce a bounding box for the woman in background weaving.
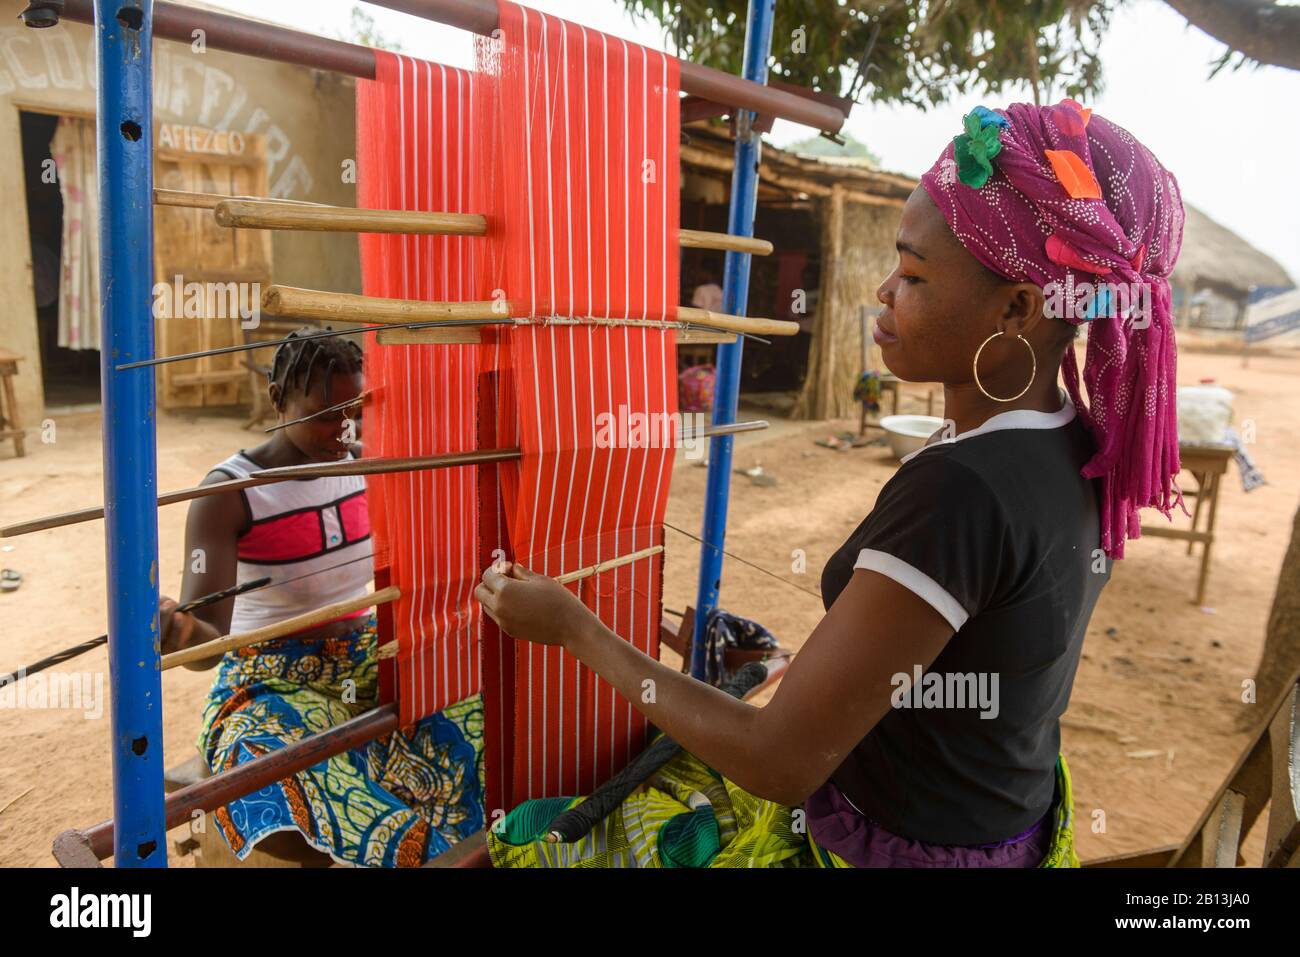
[158,330,485,867]
[477,100,1184,868]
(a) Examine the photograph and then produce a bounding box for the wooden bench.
[1082,666,1300,868]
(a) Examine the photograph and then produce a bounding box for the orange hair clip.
[1045,149,1102,200]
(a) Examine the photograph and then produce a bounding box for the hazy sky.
[200,0,1300,283]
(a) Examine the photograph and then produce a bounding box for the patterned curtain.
[49,116,100,351]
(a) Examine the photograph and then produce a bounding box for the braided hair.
[268,327,363,410]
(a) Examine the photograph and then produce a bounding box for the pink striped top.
[214,451,374,636]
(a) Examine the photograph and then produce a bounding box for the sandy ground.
[0,343,1296,867]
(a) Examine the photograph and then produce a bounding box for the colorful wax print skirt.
[197,614,485,867]
[487,744,1078,869]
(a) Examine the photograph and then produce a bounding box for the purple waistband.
[805,781,1051,868]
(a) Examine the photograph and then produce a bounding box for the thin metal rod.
[113,318,504,371]
[0,449,522,537]
[693,0,774,681]
[264,391,369,433]
[117,315,769,372]
[94,0,167,869]
[61,1,845,132]
[1,421,768,538]
[0,577,270,685]
[153,188,325,210]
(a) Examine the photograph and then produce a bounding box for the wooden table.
[859,374,937,435]
[0,348,25,458]
[1139,442,1234,605]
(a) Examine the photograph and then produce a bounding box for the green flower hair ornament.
[953,108,1007,189]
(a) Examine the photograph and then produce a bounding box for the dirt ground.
[1,342,1296,867]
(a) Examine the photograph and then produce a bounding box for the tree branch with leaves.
[620,0,1298,109]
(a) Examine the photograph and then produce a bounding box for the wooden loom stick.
[553,545,665,585]
[216,199,488,236]
[374,546,666,661]
[0,421,768,539]
[262,285,502,324]
[262,285,799,338]
[160,586,400,670]
[678,228,773,256]
[162,191,773,255]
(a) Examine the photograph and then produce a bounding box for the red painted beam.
[59,0,845,132]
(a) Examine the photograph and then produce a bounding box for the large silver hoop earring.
[973,331,1036,403]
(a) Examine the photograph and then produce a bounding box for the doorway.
[20,110,100,408]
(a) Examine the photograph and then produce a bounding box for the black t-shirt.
[820,397,1108,845]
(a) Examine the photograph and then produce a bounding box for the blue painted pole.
[691,0,775,679]
[96,0,167,867]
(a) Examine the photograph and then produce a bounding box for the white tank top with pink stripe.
[214,451,374,635]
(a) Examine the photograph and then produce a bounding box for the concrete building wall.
[0,4,361,421]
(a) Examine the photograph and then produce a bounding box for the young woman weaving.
[158,330,485,867]
[475,100,1184,868]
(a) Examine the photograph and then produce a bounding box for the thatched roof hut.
[1171,206,1294,330]
[679,127,915,420]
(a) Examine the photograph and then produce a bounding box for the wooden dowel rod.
[1,422,767,539]
[262,285,505,325]
[163,189,770,254]
[555,545,664,584]
[262,285,797,337]
[161,587,400,670]
[376,546,664,660]
[678,229,773,256]
[215,199,488,236]
[675,307,798,337]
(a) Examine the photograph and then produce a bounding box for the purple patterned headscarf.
[920,99,1186,560]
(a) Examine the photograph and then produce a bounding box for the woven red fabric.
[358,53,491,723]
[357,6,681,810]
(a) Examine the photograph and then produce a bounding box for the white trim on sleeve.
[854,548,969,632]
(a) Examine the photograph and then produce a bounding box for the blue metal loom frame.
[690,0,776,678]
[96,0,166,867]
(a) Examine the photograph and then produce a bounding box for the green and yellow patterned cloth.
[488,744,1078,869]
[197,614,486,867]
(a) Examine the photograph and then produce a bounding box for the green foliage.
[343,5,403,53]
[783,132,880,163]
[620,0,1122,108]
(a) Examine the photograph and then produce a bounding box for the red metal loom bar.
[58,0,845,132]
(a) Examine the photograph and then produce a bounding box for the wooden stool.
[165,753,304,867]
[0,348,26,458]
[859,375,937,436]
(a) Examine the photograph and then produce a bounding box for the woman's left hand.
[474,562,596,648]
